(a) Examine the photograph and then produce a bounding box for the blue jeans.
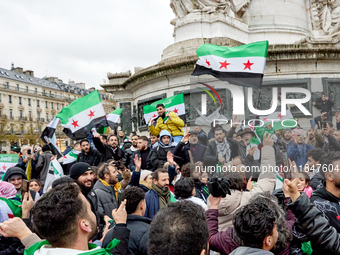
[172,136,183,144]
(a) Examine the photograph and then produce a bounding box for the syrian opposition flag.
[43,159,64,193]
[40,118,62,159]
[143,94,186,124]
[0,154,18,173]
[62,149,80,165]
[56,90,106,140]
[95,108,123,134]
[192,41,269,88]
[0,197,22,222]
[259,108,297,131]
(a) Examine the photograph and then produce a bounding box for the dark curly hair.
[233,201,276,249]
[248,192,292,253]
[306,148,325,164]
[174,178,194,199]
[122,186,145,214]
[320,151,340,178]
[148,200,208,255]
[31,183,87,247]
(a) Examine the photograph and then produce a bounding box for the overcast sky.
[0,1,175,89]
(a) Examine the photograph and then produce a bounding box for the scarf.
[140,180,151,190]
[215,138,231,162]
[152,182,170,209]
[24,239,120,255]
[100,179,121,200]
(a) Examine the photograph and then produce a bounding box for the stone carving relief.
[310,0,340,41]
[170,0,251,23]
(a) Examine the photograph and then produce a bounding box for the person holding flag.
[148,103,185,144]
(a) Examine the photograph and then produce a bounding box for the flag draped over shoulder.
[56,90,106,140]
[143,94,186,124]
[62,149,80,165]
[192,41,269,88]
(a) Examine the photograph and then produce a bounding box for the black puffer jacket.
[310,187,340,233]
[288,192,340,254]
[173,142,206,166]
[103,214,151,255]
[76,148,102,166]
[93,137,124,162]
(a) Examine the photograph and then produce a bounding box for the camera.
[207,177,231,198]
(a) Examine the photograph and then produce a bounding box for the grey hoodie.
[230,247,274,255]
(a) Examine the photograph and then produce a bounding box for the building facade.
[0,65,113,153]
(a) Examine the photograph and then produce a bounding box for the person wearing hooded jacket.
[2,167,40,202]
[148,130,177,171]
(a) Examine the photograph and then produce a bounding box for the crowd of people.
[1,101,340,255]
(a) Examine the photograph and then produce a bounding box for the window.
[60,93,62,99]
[37,100,40,107]
[45,101,48,108]
[5,82,9,89]
[21,124,24,133]
[55,92,57,98]
[35,88,37,95]
[19,110,23,119]
[46,113,49,122]
[74,96,76,100]
[57,103,59,110]
[52,114,55,119]
[49,91,52,97]
[62,104,64,108]
[28,98,31,106]
[37,111,40,121]
[16,84,19,91]
[29,111,32,120]
[0,93,1,102]
[9,109,13,119]
[43,90,46,96]
[68,94,70,100]
[8,95,12,104]
[26,86,28,93]
[19,97,22,105]
[51,102,54,109]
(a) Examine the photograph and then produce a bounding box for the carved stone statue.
[170,0,251,21]
[310,0,340,39]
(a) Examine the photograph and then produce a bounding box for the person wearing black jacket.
[173,131,206,166]
[203,126,238,166]
[93,133,124,162]
[103,186,151,255]
[123,135,139,169]
[69,162,103,241]
[128,136,152,171]
[286,178,340,254]
[313,93,334,128]
[77,139,103,166]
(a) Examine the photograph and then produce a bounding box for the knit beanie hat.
[70,162,92,181]
[140,170,153,181]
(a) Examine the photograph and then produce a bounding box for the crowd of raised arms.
[1,97,340,255]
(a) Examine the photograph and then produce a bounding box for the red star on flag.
[2,165,7,171]
[64,155,67,159]
[173,108,179,114]
[263,118,268,121]
[249,124,255,130]
[243,60,254,70]
[71,119,79,128]
[88,110,95,119]
[206,59,211,67]
[278,113,283,119]
[105,115,108,119]
[152,114,157,118]
[219,60,230,69]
